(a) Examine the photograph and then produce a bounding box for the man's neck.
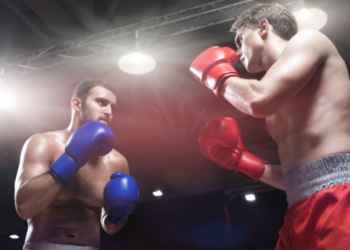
[261,34,288,70]
[67,112,82,134]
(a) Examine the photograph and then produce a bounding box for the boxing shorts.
[275,154,350,250]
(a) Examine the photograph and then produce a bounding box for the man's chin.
[246,66,264,74]
[100,120,109,126]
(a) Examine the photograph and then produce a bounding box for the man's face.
[235,27,264,73]
[79,86,117,127]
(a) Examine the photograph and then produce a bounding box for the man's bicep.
[15,135,52,191]
[264,53,318,93]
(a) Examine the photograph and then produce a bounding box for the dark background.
[0,0,349,249]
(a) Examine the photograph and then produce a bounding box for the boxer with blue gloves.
[15,78,137,250]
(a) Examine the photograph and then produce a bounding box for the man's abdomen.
[277,129,350,176]
[25,203,101,248]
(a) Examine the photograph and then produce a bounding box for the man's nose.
[236,48,242,58]
[104,105,112,116]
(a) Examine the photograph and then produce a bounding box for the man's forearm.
[259,164,285,190]
[220,77,265,117]
[15,172,63,220]
[101,213,127,235]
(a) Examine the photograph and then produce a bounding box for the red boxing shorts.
[275,154,350,250]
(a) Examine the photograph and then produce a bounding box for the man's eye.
[236,38,242,47]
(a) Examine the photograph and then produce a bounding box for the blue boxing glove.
[104,172,139,226]
[49,121,115,186]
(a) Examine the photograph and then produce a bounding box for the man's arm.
[199,117,285,188]
[260,164,284,190]
[220,30,329,117]
[15,134,64,220]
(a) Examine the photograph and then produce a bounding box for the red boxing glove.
[190,46,240,99]
[199,117,267,182]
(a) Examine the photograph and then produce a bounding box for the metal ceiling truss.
[0,0,297,77]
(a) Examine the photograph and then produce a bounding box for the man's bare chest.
[266,112,286,142]
[265,86,317,142]
[49,135,125,209]
[52,155,113,208]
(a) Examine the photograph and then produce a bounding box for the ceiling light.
[298,8,310,20]
[117,30,156,75]
[292,1,327,31]
[9,234,19,239]
[245,194,256,201]
[0,91,16,109]
[153,190,163,197]
[118,53,156,75]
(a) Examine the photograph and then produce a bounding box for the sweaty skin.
[15,86,127,248]
[220,20,350,189]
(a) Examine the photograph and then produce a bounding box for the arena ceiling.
[0,0,349,248]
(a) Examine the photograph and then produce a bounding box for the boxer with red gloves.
[199,117,267,182]
[15,79,136,250]
[191,3,350,250]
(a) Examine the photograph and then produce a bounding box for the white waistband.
[283,154,350,208]
[23,242,99,250]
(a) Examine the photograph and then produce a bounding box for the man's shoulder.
[107,149,129,173]
[283,29,333,62]
[26,132,50,147]
[109,149,127,164]
[293,29,321,37]
[25,130,67,151]
[288,30,331,49]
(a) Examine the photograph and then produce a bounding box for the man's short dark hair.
[230,3,298,41]
[72,78,117,103]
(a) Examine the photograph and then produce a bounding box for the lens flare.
[0,91,16,109]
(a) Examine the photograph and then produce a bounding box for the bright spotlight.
[153,190,163,197]
[245,194,256,202]
[293,8,327,31]
[0,91,16,109]
[298,8,310,20]
[132,53,142,62]
[9,234,19,239]
[118,53,156,75]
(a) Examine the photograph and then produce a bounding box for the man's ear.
[71,97,83,112]
[258,19,269,37]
